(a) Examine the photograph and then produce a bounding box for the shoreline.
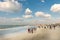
[0,26,60,40]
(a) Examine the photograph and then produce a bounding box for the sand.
[0,27,60,40]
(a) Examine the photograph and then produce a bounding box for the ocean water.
[0,25,36,36]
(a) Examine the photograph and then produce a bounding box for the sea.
[0,25,36,36]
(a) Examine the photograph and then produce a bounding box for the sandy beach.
[0,0,60,40]
[0,26,60,40]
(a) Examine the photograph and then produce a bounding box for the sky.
[0,0,60,25]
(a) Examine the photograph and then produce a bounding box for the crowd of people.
[27,24,59,33]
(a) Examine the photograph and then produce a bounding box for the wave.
[0,26,36,36]
[0,26,28,36]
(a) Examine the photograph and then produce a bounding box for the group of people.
[38,25,57,29]
[27,25,57,33]
[28,27,36,33]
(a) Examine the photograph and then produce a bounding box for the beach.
[0,0,60,40]
[0,26,60,40]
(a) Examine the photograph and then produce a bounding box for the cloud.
[0,0,22,13]
[44,14,51,18]
[23,8,33,19]
[11,17,23,21]
[0,17,60,25]
[23,15,33,18]
[0,17,23,25]
[25,8,32,15]
[35,11,51,19]
[50,4,60,12]
[41,0,45,2]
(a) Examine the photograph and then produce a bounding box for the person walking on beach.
[31,29,33,33]
[28,28,33,33]
[49,25,52,29]
[28,28,30,33]
[53,25,56,29]
[38,26,40,28]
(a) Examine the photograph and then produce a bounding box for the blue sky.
[0,0,60,25]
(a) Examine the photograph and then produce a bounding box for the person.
[28,28,30,33]
[38,26,40,28]
[49,25,52,29]
[44,26,46,29]
[31,28,33,33]
[34,28,36,31]
[53,25,56,29]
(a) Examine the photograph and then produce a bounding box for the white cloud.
[0,17,23,25]
[23,8,33,19]
[44,14,51,18]
[0,0,22,12]
[50,4,60,12]
[35,11,51,19]
[11,17,23,21]
[25,8,32,15]
[23,15,33,18]
[0,17,60,25]
[35,12,44,17]
[41,0,45,2]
